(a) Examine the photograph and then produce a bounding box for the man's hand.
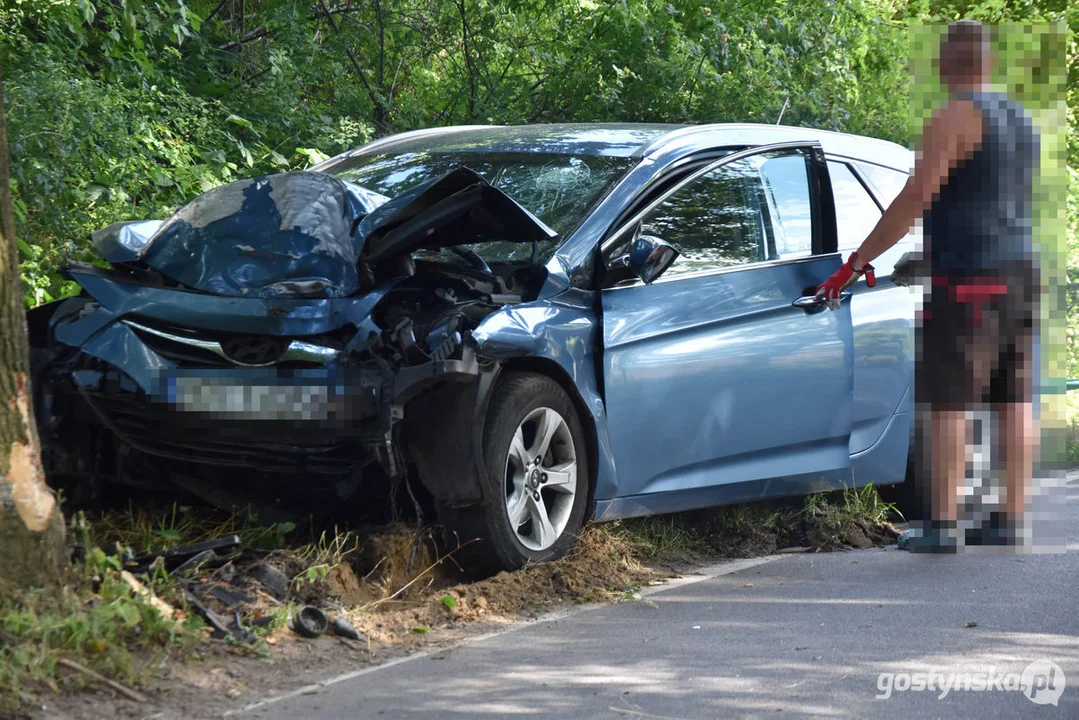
[816,252,875,310]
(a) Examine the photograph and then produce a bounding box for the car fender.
[472,288,619,505]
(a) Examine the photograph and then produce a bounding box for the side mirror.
[627,234,679,285]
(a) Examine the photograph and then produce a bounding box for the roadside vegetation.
[3,1,1074,312]
[1,485,900,714]
[612,483,901,560]
[0,514,206,711]
[1,0,1074,713]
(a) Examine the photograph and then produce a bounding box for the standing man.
[816,20,1040,553]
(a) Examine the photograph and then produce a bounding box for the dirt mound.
[177,507,900,651]
[324,563,366,606]
[335,526,662,646]
[451,526,659,615]
[801,507,901,552]
[355,523,438,597]
[710,531,780,557]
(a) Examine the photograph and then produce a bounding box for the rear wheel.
[441,373,590,574]
[885,409,995,523]
[883,409,930,522]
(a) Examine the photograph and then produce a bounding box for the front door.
[600,146,854,511]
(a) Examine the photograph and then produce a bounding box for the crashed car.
[30,123,921,572]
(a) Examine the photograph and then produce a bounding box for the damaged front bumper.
[32,280,493,504]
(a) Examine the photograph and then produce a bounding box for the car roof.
[643,123,913,172]
[324,122,912,173]
[333,123,678,160]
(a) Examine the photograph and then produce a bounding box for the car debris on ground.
[120,533,358,646]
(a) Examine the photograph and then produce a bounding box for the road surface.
[239,473,1078,720]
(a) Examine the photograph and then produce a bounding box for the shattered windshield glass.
[331,152,633,263]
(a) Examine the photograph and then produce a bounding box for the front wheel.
[441,372,590,574]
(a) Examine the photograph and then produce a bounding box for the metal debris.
[210,586,253,609]
[133,535,241,570]
[184,589,234,639]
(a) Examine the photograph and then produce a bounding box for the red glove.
[816,252,875,310]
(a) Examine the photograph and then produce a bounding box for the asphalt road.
[239,473,1078,720]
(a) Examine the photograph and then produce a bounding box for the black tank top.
[924,91,1039,277]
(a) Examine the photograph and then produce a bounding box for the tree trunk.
[0,61,66,593]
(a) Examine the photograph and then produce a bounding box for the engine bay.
[357,259,545,368]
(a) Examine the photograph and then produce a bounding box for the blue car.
[30,123,918,571]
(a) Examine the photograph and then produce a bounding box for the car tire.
[885,411,930,522]
[441,372,590,575]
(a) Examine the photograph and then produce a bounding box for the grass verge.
[0,514,205,714]
[610,483,901,559]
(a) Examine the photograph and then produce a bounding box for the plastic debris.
[133,535,241,570]
[210,586,253,608]
[172,549,218,577]
[291,606,328,638]
[252,563,290,600]
[331,616,363,641]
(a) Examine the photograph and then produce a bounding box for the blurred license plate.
[170,375,336,421]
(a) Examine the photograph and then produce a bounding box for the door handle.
[792,292,850,311]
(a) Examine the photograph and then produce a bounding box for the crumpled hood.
[92,167,557,299]
[136,172,375,298]
[357,167,558,267]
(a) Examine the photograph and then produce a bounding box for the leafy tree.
[1,0,1074,310]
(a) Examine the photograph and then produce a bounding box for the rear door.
[599,144,855,509]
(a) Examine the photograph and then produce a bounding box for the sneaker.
[897,521,961,554]
[966,512,1031,550]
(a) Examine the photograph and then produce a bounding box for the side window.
[828,161,882,250]
[855,162,908,207]
[758,153,814,259]
[638,149,814,278]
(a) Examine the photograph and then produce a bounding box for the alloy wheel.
[503,406,578,551]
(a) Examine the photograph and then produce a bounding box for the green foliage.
[290,564,332,590]
[611,483,899,558]
[610,513,711,558]
[810,482,901,526]
[2,0,1075,313]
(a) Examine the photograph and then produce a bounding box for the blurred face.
[934,29,990,92]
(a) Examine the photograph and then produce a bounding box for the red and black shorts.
[915,263,1039,410]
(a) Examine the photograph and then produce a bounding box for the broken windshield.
[331,152,633,263]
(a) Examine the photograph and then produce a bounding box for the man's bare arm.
[850,99,983,271]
